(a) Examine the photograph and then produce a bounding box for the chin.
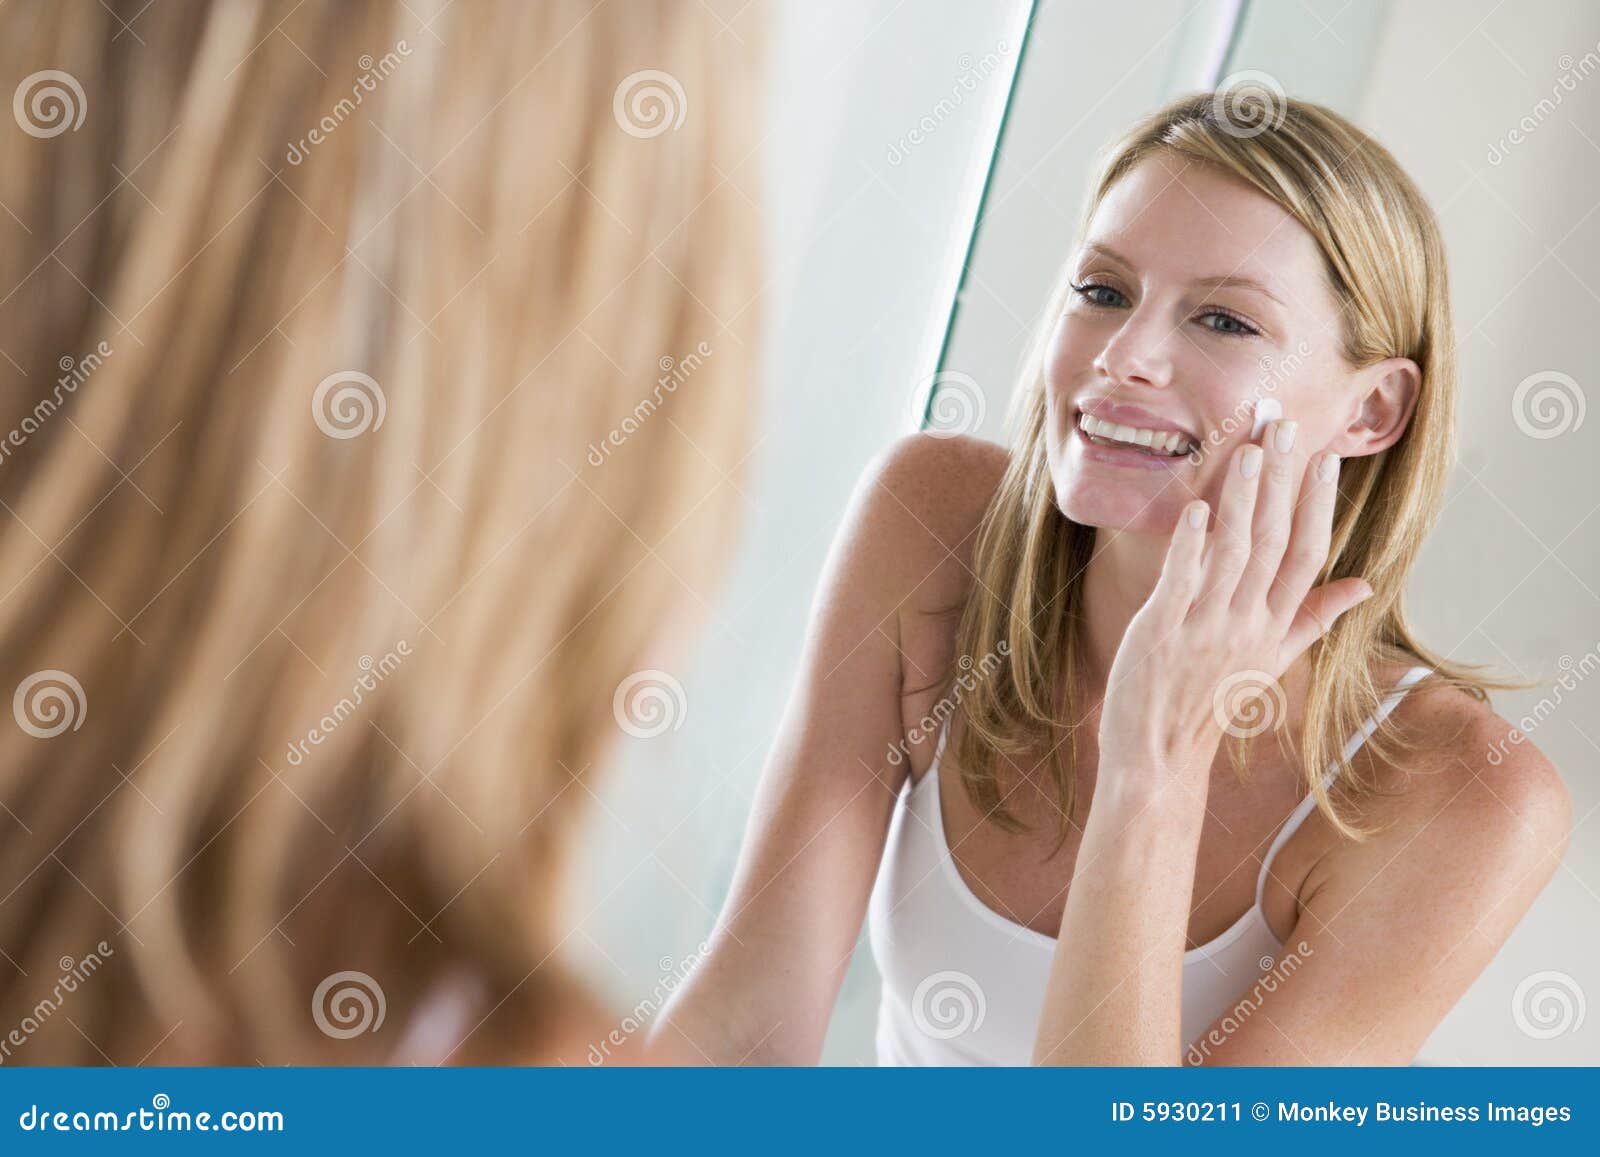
[1054,478,1189,534]
[1046,429,1198,535]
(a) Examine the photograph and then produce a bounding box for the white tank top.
[866,664,1433,1065]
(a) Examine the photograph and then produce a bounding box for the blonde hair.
[0,0,760,1063]
[949,90,1512,843]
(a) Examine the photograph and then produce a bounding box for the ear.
[1326,356,1421,458]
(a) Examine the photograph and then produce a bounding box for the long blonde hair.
[0,0,760,1063]
[950,90,1511,842]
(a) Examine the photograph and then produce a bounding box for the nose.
[1093,305,1176,392]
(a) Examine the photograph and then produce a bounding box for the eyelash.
[1068,281,1261,338]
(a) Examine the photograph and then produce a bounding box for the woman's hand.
[1097,418,1374,792]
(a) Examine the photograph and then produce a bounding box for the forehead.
[1083,151,1328,299]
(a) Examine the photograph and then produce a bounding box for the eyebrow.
[1079,242,1285,307]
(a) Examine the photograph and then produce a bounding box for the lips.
[1072,396,1202,447]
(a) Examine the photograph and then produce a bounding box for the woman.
[653,91,1569,1066]
[0,0,759,1064]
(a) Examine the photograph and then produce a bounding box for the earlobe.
[1327,357,1421,458]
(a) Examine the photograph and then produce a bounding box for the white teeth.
[1077,412,1193,456]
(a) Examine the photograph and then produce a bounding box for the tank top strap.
[1253,664,1433,908]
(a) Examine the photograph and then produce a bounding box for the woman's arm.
[650,434,1002,1065]
[1187,712,1569,1065]
[1031,762,1212,1064]
[1035,422,1372,1065]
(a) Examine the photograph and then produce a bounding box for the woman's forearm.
[1032,775,1208,1065]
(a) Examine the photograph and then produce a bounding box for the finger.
[1196,439,1263,608]
[1268,451,1340,620]
[1234,418,1301,609]
[1148,499,1210,627]
[1278,577,1374,665]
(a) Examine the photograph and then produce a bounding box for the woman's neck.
[1080,525,1170,690]
[1078,522,1319,761]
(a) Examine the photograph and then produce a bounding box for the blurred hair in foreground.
[0,0,761,1063]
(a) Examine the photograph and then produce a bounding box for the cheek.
[1042,314,1085,399]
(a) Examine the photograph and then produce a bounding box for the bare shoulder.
[846,432,1010,607]
[1330,672,1572,893]
[864,431,1009,550]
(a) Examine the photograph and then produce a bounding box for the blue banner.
[0,1066,1595,1152]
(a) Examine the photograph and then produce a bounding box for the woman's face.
[1044,151,1401,533]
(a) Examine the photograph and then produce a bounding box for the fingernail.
[1187,502,1208,529]
[1273,420,1298,453]
[1240,445,1262,479]
[1318,452,1339,482]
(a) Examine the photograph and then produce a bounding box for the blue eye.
[1200,309,1259,337]
[1070,282,1124,308]
[1070,282,1261,338]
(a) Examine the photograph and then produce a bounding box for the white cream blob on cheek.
[1250,396,1282,440]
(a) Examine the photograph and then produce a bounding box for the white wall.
[1355,0,1600,1065]
[570,0,1029,1065]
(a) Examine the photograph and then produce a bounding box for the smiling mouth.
[1074,410,1198,458]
